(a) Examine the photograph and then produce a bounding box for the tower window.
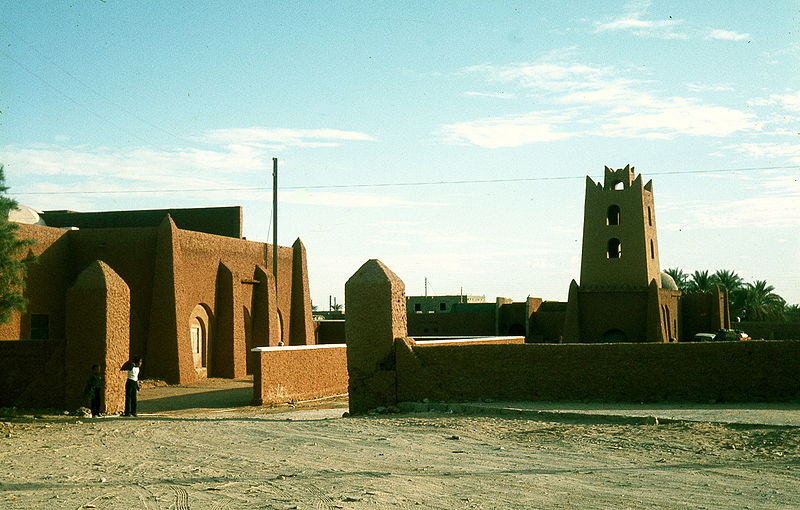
[650,239,655,259]
[607,238,621,259]
[606,205,620,226]
[647,206,652,226]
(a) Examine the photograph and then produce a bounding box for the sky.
[2,1,799,308]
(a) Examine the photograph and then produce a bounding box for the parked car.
[692,333,716,342]
[713,329,751,341]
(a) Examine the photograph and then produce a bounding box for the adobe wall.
[407,311,495,337]
[253,345,347,405]
[0,339,65,408]
[396,340,800,403]
[0,224,70,340]
[65,261,130,412]
[315,320,345,344]
[68,227,159,357]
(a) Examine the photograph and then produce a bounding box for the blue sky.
[2,1,799,307]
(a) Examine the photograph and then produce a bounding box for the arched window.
[606,205,620,226]
[607,238,621,259]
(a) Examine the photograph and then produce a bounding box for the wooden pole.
[272,157,278,287]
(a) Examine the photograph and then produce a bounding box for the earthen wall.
[253,345,347,405]
[397,340,800,403]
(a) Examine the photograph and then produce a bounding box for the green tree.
[710,269,744,293]
[663,267,689,291]
[739,280,786,321]
[686,270,714,292]
[785,304,800,322]
[0,165,35,325]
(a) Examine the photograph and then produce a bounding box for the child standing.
[83,364,102,418]
[121,356,143,417]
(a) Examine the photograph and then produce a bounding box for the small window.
[607,238,621,259]
[650,239,655,259]
[647,206,652,226]
[439,302,447,311]
[606,205,620,226]
[30,314,49,340]
[414,303,422,312]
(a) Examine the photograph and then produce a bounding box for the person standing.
[83,364,103,418]
[122,356,142,417]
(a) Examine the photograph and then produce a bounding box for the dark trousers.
[90,391,101,417]
[124,379,138,416]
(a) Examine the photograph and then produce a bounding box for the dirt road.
[1,380,798,509]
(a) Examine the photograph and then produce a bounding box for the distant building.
[406,294,485,313]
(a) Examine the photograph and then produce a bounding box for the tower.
[579,165,661,289]
[564,165,679,343]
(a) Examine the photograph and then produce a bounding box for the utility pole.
[272,157,278,287]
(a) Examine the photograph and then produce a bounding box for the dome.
[7,205,46,226]
[660,271,679,291]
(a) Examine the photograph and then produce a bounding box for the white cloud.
[686,83,734,92]
[0,125,390,209]
[706,29,750,41]
[440,112,577,148]
[593,1,686,39]
[726,142,800,163]
[598,99,760,139]
[197,127,377,149]
[453,61,760,145]
[751,91,800,112]
[463,91,515,99]
[280,190,440,208]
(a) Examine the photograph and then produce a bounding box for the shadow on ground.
[139,381,254,412]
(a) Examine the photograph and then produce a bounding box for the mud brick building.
[0,206,313,411]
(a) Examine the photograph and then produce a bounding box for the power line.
[0,51,158,146]
[1,23,184,144]
[9,165,798,196]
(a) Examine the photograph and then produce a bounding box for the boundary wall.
[345,259,800,414]
[252,344,348,405]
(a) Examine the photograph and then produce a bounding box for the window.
[30,314,49,340]
[650,239,655,259]
[607,238,621,259]
[606,205,620,226]
[647,206,652,226]
[414,303,421,312]
[439,302,447,311]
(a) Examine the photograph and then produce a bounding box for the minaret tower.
[564,165,679,343]
[579,164,661,289]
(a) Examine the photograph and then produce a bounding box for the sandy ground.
[1,379,798,509]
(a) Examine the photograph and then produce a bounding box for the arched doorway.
[189,304,211,376]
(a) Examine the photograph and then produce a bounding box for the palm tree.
[785,304,800,322]
[710,269,744,293]
[663,267,688,291]
[686,270,714,292]
[739,280,786,321]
